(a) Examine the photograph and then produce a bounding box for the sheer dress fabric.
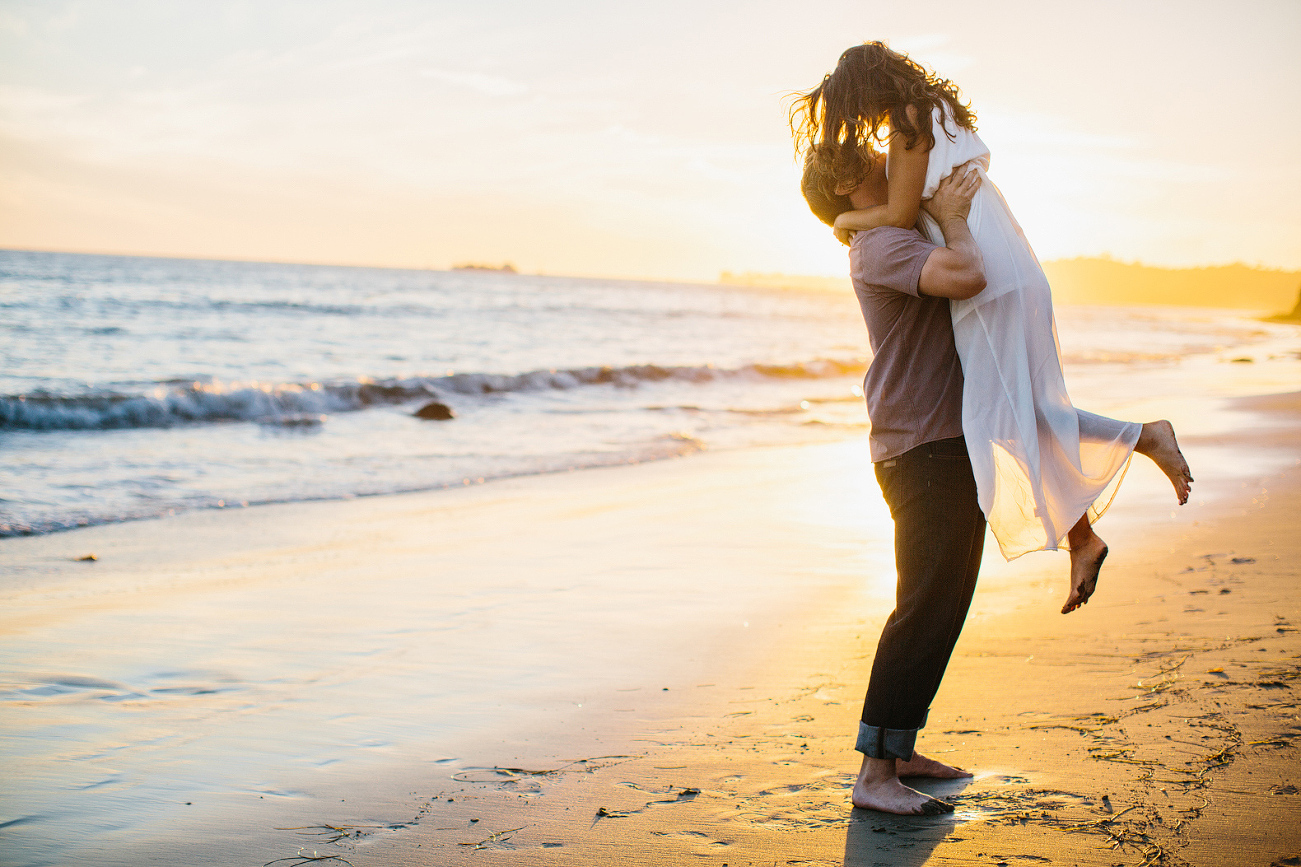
[891,104,1141,559]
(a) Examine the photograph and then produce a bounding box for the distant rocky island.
[452,262,517,273]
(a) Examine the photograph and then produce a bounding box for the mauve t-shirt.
[849,226,965,463]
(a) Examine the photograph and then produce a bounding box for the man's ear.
[833,180,857,197]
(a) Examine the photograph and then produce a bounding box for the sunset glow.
[1,0,1297,280]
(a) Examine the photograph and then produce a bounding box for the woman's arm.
[832,204,892,235]
[881,110,930,228]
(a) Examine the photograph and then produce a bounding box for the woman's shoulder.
[902,101,963,146]
[929,100,956,134]
[930,100,985,153]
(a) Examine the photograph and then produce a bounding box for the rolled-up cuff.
[856,721,918,760]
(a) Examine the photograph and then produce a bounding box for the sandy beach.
[3,386,1300,867]
[5,4,1301,865]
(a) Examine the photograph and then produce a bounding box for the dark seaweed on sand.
[264,849,354,867]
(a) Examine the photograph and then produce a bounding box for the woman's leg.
[1058,418,1191,614]
[1135,420,1194,504]
[1076,411,1193,505]
[1063,513,1108,614]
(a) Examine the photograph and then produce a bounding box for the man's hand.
[834,226,854,246]
[916,161,986,300]
[922,162,982,225]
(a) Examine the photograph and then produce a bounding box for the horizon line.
[4,245,1300,284]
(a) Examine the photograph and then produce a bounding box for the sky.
[1,0,1298,281]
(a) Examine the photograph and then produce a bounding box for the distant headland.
[1265,289,1301,323]
[1039,258,1298,314]
[722,258,1301,316]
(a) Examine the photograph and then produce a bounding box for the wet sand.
[2,391,1299,866]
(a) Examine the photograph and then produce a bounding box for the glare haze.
[1,0,1297,280]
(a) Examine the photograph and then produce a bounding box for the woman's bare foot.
[1135,420,1193,504]
[853,756,954,815]
[1064,526,1107,614]
[896,751,973,779]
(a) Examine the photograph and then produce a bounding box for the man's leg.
[853,436,985,814]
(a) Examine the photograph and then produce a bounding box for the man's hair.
[800,142,864,227]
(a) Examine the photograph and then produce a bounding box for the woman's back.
[892,104,1140,559]
[895,103,1050,319]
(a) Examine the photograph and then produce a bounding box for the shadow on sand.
[843,776,973,867]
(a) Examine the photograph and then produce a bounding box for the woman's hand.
[834,226,854,246]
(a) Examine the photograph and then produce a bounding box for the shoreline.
[5,302,1297,546]
[2,391,1299,866]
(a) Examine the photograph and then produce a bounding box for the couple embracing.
[790,43,1194,815]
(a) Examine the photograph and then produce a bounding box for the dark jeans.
[856,435,985,760]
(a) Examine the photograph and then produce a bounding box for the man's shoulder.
[851,225,932,255]
[850,226,936,296]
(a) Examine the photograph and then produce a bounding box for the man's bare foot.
[1064,531,1107,614]
[896,751,973,779]
[853,756,954,815]
[1136,420,1193,505]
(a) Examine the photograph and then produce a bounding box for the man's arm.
[917,165,985,300]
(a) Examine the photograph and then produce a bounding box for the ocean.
[2,248,1297,538]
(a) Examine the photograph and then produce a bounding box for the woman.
[793,42,1193,613]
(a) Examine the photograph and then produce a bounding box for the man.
[803,150,986,816]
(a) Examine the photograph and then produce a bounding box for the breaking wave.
[0,358,867,431]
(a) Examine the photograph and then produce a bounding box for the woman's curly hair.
[791,41,976,192]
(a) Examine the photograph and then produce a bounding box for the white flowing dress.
[894,104,1141,559]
